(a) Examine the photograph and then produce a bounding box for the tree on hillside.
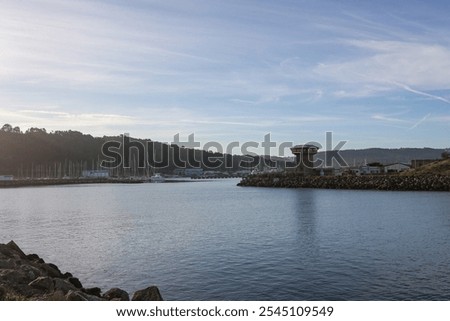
[26,127,47,134]
[1,124,13,132]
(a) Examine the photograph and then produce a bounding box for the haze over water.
[1,179,449,300]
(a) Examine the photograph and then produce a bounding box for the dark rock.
[40,264,63,278]
[26,254,41,262]
[0,286,6,300]
[132,286,163,301]
[0,269,28,285]
[28,277,54,292]
[103,288,130,301]
[53,278,77,294]
[83,287,102,297]
[6,241,27,258]
[20,264,41,281]
[0,258,16,269]
[82,293,104,301]
[46,263,63,277]
[63,272,73,279]
[0,245,18,260]
[65,290,88,301]
[44,290,66,301]
[68,277,83,289]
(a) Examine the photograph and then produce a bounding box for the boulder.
[20,264,42,281]
[0,258,16,269]
[63,272,73,278]
[65,290,88,301]
[0,286,6,300]
[103,288,130,301]
[53,278,77,294]
[132,286,163,301]
[68,277,83,289]
[46,263,63,277]
[0,269,28,285]
[40,263,63,278]
[0,245,18,260]
[28,277,54,292]
[5,241,27,258]
[26,254,42,262]
[83,287,102,297]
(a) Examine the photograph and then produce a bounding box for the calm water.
[1,179,449,300]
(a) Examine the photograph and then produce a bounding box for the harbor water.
[1,179,449,300]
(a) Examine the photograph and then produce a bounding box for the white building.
[82,170,110,178]
[384,163,411,173]
[0,175,13,181]
[360,165,382,175]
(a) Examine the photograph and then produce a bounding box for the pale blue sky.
[1,0,449,152]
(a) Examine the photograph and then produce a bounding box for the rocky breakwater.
[238,172,450,191]
[0,241,163,301]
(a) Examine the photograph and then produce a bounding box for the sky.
[1,0,449,153]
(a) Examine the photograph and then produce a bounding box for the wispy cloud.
[393,82,450,104]
[371,114,410,124]
[0,108,137,129]
[409,113,432,130]
[19,110,73,117]
[371,112,433,130]
[312,40,450,100]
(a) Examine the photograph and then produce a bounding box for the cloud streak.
[393,82,450,104]
[409,113,432,130]
[314,40,450,93]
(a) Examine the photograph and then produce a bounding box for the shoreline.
[0,177,241,188]
[0,178,145,188]
[238,172,450,192]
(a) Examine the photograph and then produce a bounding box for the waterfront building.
[384,163,411,173]
[290,144,319,176]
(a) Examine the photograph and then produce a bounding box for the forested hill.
[0,124,447,177]
[0,124,258,177]
[0,126,105,176]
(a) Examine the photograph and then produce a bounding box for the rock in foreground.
[0,241,163,301]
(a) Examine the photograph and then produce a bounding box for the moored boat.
[150,173,165,183]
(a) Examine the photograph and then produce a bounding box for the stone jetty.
[238,172,450,191]
[0,241,163,301]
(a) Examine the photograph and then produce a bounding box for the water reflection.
[293,189,318,240]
